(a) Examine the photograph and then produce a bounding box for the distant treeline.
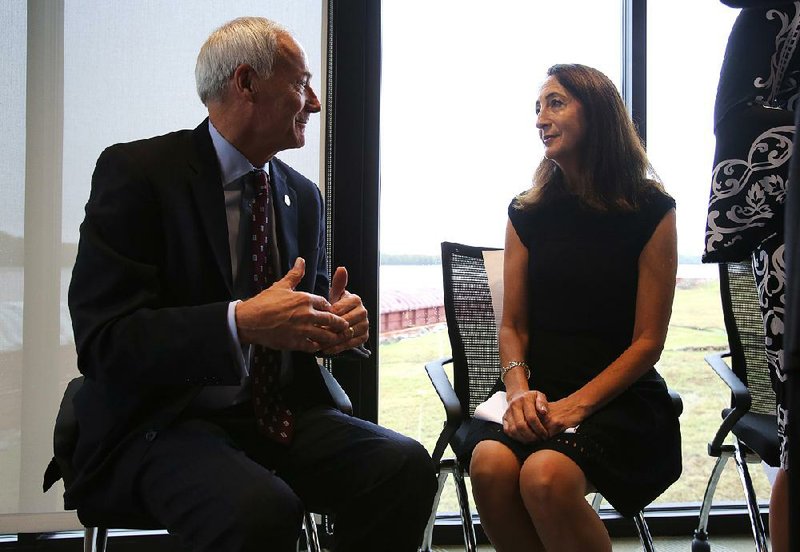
[381,252,703,266]
[0,230,702,268]
[678,254,702,265]
[381,254,441,265]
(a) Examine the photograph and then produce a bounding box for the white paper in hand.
[473,390,579,434]
[473,391,508,424]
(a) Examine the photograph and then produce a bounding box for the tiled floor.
[435,535,758,551]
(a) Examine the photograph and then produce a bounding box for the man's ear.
[231,64,258,98]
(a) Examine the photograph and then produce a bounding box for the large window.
[379,0,772,518]
[0,0,778,540]
[1,0,323,532]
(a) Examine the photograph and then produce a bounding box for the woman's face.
[535,75,586,174]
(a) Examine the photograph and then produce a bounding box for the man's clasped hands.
[235,257,370,355]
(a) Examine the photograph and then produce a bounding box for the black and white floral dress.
[704,0,800,470]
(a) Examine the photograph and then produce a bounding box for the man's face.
[252,35,321,155]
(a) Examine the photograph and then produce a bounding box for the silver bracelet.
[500,360,530,383]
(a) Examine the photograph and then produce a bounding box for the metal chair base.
[420,458,476,552]
[422,460,655,552]
[83,511,322,552]
[633,510,656,552]
[691,441,769,552]
[83,526,106,552]
[592,493,655,551]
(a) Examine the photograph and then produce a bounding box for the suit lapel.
[269,159,299,276]
[188,120,233,292]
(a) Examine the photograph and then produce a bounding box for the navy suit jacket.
[66,120,333,510]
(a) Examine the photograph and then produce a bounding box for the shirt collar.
[208,120,269,186]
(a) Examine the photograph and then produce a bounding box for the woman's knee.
[469,441,522,491]
[519,451,586,510]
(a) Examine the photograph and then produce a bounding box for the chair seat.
[722,408,780,467]
[450,420,478,460]
[77,508,162,531]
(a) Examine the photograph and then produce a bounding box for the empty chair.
[691,260,780,552]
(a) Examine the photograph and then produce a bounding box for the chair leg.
[633,511,655,552]
[84,527,107,552]
[691,451,731,552]
[733,442,769,552]
[420,461,451,552]
[590,492,603,512]
[303,512,321,552]
[322,513,335,537]
[452,458,477,552]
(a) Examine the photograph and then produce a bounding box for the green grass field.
[377,280,775,513]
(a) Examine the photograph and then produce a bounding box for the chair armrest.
[705,350,752,456]
[319,366,353,416]
[667,388,683,417]
[425,357,465,463]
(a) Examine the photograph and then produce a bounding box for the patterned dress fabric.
[461,190,682,517]
[249,169,294,444]
[704,1,799,469]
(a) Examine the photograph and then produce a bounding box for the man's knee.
[386,435,437,500]
[215,479,304,551]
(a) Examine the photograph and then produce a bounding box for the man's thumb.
[330,266,348,303]
[279,257,306,289]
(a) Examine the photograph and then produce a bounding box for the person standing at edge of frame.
[704,4,799,549]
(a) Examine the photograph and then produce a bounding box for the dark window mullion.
[326,0,381,423]
[622,0,646,144]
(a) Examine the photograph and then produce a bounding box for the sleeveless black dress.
[461,190,682,517]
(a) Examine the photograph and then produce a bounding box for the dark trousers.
[133,405,437,551]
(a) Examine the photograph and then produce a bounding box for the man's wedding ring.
[348,327,355,338]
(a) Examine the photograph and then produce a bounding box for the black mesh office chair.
[420,242,502,552]
[44,371,353,552]
[691,260,780,552]
[421,241,678,552]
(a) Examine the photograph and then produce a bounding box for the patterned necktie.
[249,169,294,444]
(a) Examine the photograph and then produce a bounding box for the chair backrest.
[440,241,685,423]
[719,260,776,415]
[441,242,503,417]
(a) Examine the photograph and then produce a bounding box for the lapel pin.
[284,194,291,207]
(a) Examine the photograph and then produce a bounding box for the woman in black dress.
[704,4,798,549]
[465,64,681,552]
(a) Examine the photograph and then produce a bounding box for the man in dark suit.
[66,16,436,551]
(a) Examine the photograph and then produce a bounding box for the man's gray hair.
[195,17,289,105]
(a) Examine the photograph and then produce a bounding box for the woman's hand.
[503,390,550,443]
[540,396,586,435]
